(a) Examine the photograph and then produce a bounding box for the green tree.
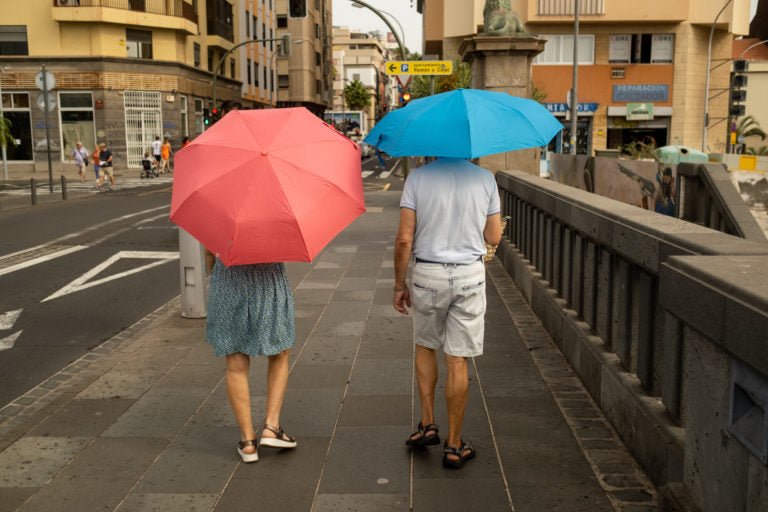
[410,59,471,99]
[532,81,548,103]
[344,79,370,111]
[746,145,768,156]
[734,115,767,141]
[0,116,15,150]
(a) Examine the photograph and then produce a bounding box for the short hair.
[220,100,243,115]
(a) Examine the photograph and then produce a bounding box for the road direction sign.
[36,93,56,112]
[385,61,452,76]
[35,70,56,91]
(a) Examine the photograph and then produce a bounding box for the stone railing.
[496,170,768,512]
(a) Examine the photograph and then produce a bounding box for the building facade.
[331,26,394,134]
[732,37,768,154]
[417,0,752,155]
[239,0,278,108]
[275,0,333,117]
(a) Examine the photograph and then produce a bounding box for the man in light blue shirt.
[394,157,501,469]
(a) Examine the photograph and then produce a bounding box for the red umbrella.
[170,107,365,265]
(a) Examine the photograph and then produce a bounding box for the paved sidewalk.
[0,188,658,511]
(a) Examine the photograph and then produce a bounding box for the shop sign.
[651,34,674,63]
[544,102,598,113]
[613,84,668,102]
[626,103,654,121]
[609,35,631,63]
[385,61,452,75]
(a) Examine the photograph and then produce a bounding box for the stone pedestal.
[458,35,548,175]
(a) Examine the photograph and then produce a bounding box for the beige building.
[417,0,752,154]
[275,0,333,117]
[732,37,768,153]
[238,0,279,109]
[331,26,394,134]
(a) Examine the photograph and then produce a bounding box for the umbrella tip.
[261,150,268,156]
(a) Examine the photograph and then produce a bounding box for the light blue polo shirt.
[400,158,500,264]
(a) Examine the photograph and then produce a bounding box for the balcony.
[52,0,198,34]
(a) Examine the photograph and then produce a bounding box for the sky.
[332,0,424,55]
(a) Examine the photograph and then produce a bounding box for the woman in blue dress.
[203,100,296,464]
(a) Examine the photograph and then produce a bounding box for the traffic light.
[211,107,220,123]
[401,92,411,106]
[203,108,210,126]
[729,59,748,117]
[277,32,292,58]
[288,0,306,18]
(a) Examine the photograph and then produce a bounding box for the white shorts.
[410,260,486,357]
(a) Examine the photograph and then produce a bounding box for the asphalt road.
[0,156,404,409]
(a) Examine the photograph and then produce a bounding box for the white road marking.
[0,331,22,351]
[0,246,89,278]
[42,251,180,302]
[0,309,22,330]
[378,159,399,179]
[362,171,375,178]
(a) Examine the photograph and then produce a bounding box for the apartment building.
[275,0,333,117]
[417,0,752,155]
[239,0,279,108]
[732,38,768,153]
[331,26,394,134]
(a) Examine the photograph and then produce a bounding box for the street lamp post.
[702,0,732,153]
[0,66,7,180]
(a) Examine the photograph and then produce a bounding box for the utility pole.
[570,0,579,155]
[0,66,7,180]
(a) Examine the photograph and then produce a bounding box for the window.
[230,58,235,79]
[208,48,214,72]
[194,43,200,67]
[316,79,321,94]
[246,10,250,37]
[253,16,258,40]
[263,66,267,88]
[59,92,96,161]
[180,95,188,137]
[0,26,28,55]
[194,98,204,135]
[0,92,32,160]
[277,15,287,28]
[278,74,289,88]
[534,34,594,65]
[263,23,266,42]
[316,51,321,65]
[247,58,252,85]
[126,29,152,59]
[207,0,234,42]
[609,34,674,64]
[255,63,260,87]
[352,73,360,81]
[315,23,320,39]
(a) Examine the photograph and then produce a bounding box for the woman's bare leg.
[262,349,291,439]
[226,353,256,453]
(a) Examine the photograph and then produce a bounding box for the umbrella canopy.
[170,108,365,266]
[364,88,563,158]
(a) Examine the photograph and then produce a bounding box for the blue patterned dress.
[206,261,295,357]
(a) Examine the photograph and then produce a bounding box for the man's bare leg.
[444,354,470,460]
[412,345,438,440]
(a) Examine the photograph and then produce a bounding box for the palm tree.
[734,115,767,141]
[343,80,370,111]
[410,59,471,99]
[746,145,768,156]
[0,116,15,150]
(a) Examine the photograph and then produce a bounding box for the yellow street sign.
[385,61,453,76]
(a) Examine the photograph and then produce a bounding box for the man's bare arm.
[484,212,502,247]
[393,207,416,315]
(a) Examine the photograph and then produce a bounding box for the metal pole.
[0,67,7,181]
[570,0,579,155]
[430,76,435,96]
[702,0,732,153]
[212,37,282,111]
[42,65,53,193]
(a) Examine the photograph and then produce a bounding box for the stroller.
[140,154,160,179]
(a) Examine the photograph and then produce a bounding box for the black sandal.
[237,439,259,463]
[405,422,440,446]
[442,440,475,469]
[259,423,297,449]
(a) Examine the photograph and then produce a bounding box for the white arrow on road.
[42,251,179,302]
[0,309,23,351]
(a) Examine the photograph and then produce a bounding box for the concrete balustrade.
[495,169,768,512]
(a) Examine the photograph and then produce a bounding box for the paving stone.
[347,358,412,396]
[135,426,238,494]
[102,387,211,439]
[279,388,346,437]
[412,477,510,512]
[313,493,409,512]
[581,439,621,450]
[320,426,409,494]
[17,437,167,512]
[0,486,38,511]
[287,364,350,390]
[29,398,135,438]
[154,364,224,389]
[610,489,655,502]
[338,395,411,427]
[331,290,374,302]
[598,462,637,474]
[0,436,91,487]
[574,427,613,439]
[336,276,378,291]
[298,335,360,365]
[75,368,165,400]
[117,493,219,512]
[602,475,645,488]
[293,288,335,305]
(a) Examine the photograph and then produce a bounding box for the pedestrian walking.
[91,147,101,183]
[160,136,172,174]
[181,136,190,148]
[202,100,296,464]
[69,141,89,183]
[393,157,501,469]
[152,135,162,168]
[97,142,114,190]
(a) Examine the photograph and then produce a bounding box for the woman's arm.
[204,248,216,274]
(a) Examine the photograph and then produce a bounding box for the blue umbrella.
[364,88,563,159]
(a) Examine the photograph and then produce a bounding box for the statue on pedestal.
[483,0,527,35]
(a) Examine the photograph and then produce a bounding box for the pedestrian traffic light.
[288,0,306,18]
[203,108,210,125]
[277,33,292,58]
[729,59,749,118]
[212,107,219,123]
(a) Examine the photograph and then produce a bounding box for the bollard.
[60,175,67,200]
[30,178,37,205]
[178,227,208,318]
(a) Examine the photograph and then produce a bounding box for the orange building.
[417,0,752,154]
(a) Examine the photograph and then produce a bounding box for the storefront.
[544,102,597,155]
[606,105,672,149]
[1,92,33,162]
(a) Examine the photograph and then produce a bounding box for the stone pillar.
[458,35,547,175]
